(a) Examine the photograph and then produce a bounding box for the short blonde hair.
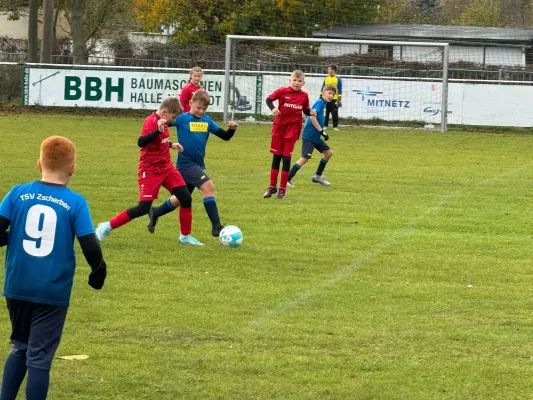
[191,89,210,107]
[323,84,337,94]
[291,70,305,79]
[40,136,76,173]
[160,96,182,115]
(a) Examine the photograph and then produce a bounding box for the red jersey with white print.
[179,83,204,112]
[139,112,174,174]
[268,86,310,133]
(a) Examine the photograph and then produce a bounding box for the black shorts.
[301,139,330,159]
[6,298,68,371]
[179,165,211,189]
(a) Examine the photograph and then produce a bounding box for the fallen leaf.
[57,354,89,361]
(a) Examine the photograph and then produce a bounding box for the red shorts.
[272,124,301,139]
[138,168,185,201]
[270,136,298,157]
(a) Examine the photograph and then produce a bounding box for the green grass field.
[1,114,533,399]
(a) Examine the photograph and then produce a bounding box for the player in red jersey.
[179,67,204,113]
[95,97,203,246]
[264,70,313,200]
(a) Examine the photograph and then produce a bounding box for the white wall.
[0,14,28,39]
[319,43,526,67]
[0,11,70,39]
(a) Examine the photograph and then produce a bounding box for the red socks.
[270,168,280,188]
[280,171,289,190]
[110,210,132,229]
[179,207,192,235]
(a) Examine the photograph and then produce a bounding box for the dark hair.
[328,64,337,72]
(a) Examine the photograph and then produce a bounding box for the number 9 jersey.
[0,181,95,306]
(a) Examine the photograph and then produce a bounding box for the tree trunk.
[27,0,39,62]
[40,0,55,63]
[71,0,86,64]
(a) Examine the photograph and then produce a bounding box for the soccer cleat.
[147,207,158,233]
[312,174,330,186]
[277,188,286,199]
[263,187,277,198]
[95,222,112,242]
[287,181,295,188]
[212,224,224,237]
[179,234,204,246]
[333,127,340,131]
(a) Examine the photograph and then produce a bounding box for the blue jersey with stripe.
[302,98,327,143]
[172,113,221,169]
[0,181,95,306]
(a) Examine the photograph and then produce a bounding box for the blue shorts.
[301,140,330,159]
[179,165,211,189]
[6,298,68,370]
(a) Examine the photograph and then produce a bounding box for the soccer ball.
[219,225,243,248]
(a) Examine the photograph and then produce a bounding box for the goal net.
[223,35,449,132]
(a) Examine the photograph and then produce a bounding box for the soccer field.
[1,114,533,399]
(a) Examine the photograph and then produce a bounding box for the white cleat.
[287,181,295,188]
[179,234,204,246]
[311,174,330,186]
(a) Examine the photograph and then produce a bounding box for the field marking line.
[249,162,533,327]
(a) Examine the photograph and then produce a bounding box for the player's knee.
[127,201,152,218]
[10,345,27,358]
[271,154,282,169]
[173,186,192,208]
[136,201,152,216]
[325,149,333,158]
[282,156,291,171]
[200,180,215,197]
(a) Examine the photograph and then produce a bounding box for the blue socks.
[0,354,51,400]
[288,163,301,181]
[0,352,27,400]
[316,159,328,176]
[203,197,221,228]
[152,198,177,218]
[26,367,50,400]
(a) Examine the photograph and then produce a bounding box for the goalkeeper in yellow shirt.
[321,64,343,130]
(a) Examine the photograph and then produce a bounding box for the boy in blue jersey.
[0,136,107,400]
[288,85,337,187]
[148,90,238,237]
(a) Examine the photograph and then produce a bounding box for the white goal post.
[223,35,450,132]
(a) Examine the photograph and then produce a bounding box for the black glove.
[320,130,329,141]
[88,262,107,290]
[337,99,342,108]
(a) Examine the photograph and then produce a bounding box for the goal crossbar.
[223,35,450,132]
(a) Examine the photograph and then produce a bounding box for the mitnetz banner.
[23,66,259,113]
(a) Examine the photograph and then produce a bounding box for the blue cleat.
[179,234,204,246]
[95,221,112,242]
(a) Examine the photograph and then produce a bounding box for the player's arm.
[137,118,167,147]
[303,96,314,116]
[212,122,238,141]
[0,215,9,247]
[78,234,107,290]
[179,87,190,111]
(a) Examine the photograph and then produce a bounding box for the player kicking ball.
[95,97,203,246]
[148,90,238,237]
[287,84,337,187]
